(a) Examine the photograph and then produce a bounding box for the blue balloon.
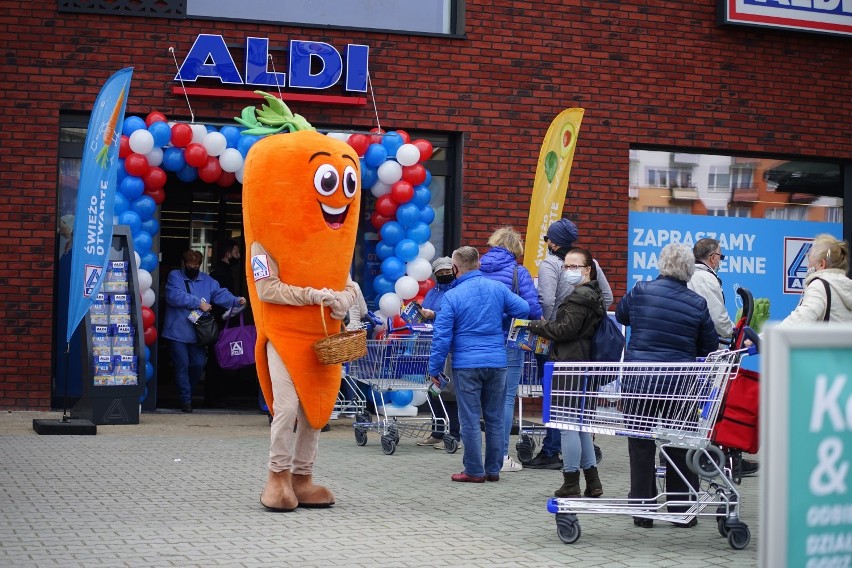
[411,185,431,208]
[396,203,421,228]
[381,256,406,281]
[237,135,259,157]
[379,221,405,245]
[372,274,395,297]
[117,159,127,183]
[113,192,129,215]
[141,218,160,236]
[131,195,157,221]
[422,169,432,187]
[148,121,172,148]
[382,391,395,404]
[145,361,154,382]
[162,147,186,171]
[176,164,198,182]
[419,205,436,225]
[360,162,378,189]
[133,231,153,254]
[219,125,241,148]
[139,385,148,404]
[406,222,431,244]
[205,125,218,133]
[381,132,404,158]
[389,389,414,407]
[375,240,396,261]
[119,176,145,200]
[141,252,158,272]
[119,210,142,234]
[364,143,388,168]
[395,238,419,262]
[144,345,150,361]
[121,116,146,137]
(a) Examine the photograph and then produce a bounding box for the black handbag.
[185,280,220,346]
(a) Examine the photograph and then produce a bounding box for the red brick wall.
[1,1,850,408]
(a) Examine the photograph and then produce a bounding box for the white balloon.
[377,160,403,185]
[190,124,207,144]
[129,129,155,155]
[410,391,428,407]
[145,147,163,167]
[370,181,391,199]
[378,292,403,316]
[326,132,350,142]
[219,148,244,173]
[394,276,419,300]
[418,241,436,261]
[396,143,421,167]
[235,166,244,184]
[134,251,141,269]
[141,288,156,308]
[137,269,153,293]
[203,132,227,157]
[406,258,433,282]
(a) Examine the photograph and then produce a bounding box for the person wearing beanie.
[525,219,615,470]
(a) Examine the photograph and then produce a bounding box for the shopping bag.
[590,314,624,362]
[194,313,220,346]
[214,312,257,370]
[711,367,760,454]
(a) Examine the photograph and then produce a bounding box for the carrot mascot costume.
[239,94,361,511]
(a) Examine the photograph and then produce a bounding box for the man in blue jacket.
[429,246,529,483]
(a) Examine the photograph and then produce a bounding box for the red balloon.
[184,143,208,168]
[390,180,414,204]
[391,314,408,332]
[412,294,425,305]
[145,111,167,126]
[412,139,433,161]
[143,166,166,191]
[198,156,223,183]
[370,210,391,230]
[143,326,158,346]
[144,187,165,205]
[170,123,193,148]
[375,194,399,218]
[394,129,411,144]
[217,171,236,187]
[119,135,131,158]
[402,164,427,186]
[347,134,369,157]
[418,279,435,296]
[369,127,385,145]
[141,306,155,329]
[124,153,150,177]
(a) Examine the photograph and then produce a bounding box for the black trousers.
[628,438,697,512]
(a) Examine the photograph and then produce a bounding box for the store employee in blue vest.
[163,249,246,413]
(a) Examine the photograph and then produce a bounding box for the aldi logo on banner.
[719,0,852,37]
[83,264,103,297]
[784,237,813,293]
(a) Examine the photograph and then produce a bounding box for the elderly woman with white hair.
[615,243,718,528]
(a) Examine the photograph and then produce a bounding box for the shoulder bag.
[214,307,257,370]
[185,280,220,345]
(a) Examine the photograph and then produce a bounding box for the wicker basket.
[312,304,367,365]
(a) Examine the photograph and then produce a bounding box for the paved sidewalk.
[0,410,759,567]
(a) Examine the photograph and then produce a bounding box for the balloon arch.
[118,111,437,410]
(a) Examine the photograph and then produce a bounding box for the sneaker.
[741,459,759,476]
[525,450,562,470]
[434,440,463,450]
[501,456,523,472]
[417,436,443,446]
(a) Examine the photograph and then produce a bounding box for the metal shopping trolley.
[349,334,455,455]
[514,351,546,463]
[330,367,368,421]
[543,348,754,550]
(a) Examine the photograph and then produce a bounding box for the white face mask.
[806,266,817,276]
[564,270,584,285]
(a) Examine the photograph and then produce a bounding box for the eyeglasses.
[542,236,549,243]
[713,252,726,261]
[562,264,587,270]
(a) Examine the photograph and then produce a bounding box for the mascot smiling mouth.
[320,202,349,230]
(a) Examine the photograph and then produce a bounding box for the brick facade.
[1,1,850,409]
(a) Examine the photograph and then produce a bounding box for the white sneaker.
[501,456,523,472]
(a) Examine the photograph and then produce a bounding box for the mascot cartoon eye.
[313,164,339,196]
[342,165,358,198]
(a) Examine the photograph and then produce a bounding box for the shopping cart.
[514,351,546,463]
[330,370,368,421]
[544,348,754,550]
[349,334,455,455]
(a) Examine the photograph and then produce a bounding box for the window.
[708,166,731,191]
[669,167,693,189]
[731,165,754,190]
[710,208,750,218]
[647,169,668,187]
[647,206,691,214]
[765,207,808,220]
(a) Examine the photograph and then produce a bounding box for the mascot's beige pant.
[267,343,321,474]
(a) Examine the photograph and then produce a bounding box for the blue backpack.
[590,313,625,362]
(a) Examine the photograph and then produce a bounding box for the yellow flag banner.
[522,108,584,278]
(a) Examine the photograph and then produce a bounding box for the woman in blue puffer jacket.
[479,227,543,473]
[616,242,717,528]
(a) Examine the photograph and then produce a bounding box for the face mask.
[564,270,584,285]
[806,266,817,276]
[228,257,240,266]
[554,246,572,260]
[184,268,200,279]
[436,274,455,285]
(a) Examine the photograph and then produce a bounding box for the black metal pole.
[61,341,71,423]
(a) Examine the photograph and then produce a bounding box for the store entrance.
[155,180,263,412]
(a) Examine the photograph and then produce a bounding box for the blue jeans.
[170,340,207,405]
[561,430,596,472]
[542,428,562,456]
[454,367,507,477]
[503,348,523,457]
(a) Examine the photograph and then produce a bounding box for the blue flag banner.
[66,67,133,343]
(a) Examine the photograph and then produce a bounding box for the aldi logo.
[84,264,103,297]
[230,341,244,356]
[252,254,270,281]
[784,237,813,294]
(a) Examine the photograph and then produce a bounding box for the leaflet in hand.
[506,318,551,355]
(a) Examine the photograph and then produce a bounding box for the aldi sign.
[719,0,852,37]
